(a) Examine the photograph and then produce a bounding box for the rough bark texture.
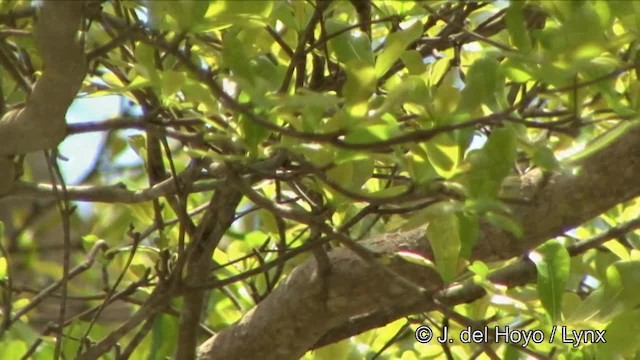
[197,125,640,359]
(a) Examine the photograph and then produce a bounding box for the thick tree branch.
[0,1,87,195]
[197,124,640,359]
[314,215,640,347]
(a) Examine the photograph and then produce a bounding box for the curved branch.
[0,1,87,194]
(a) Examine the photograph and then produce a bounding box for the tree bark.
[198,124,640,359]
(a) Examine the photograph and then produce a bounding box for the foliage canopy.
[2,0,640,359]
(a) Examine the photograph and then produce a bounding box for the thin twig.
[8,240,109,327]
[44,150,72,360]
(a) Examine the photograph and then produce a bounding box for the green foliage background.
[2,0,640,359]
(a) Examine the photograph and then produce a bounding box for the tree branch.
[0,1,87,194]
[197,124,640,359]
[313,215,640,347]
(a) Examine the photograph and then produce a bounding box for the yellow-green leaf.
[529,240,570,322]
[0,257,6,280]
[325,19,374,65]
[161,71,186,98]
[401,50,426,75]
[395,250,436,269]
[505,2,532,52]
[425,133,460,178]
[343,60,376,103]
[375,21,423,77]
[426,212,461,282]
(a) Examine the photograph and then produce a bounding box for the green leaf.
[458,57,503,112]
[182,80,219,115]
[430,64,463,118]
[294,144,334,167]
[468,260,490,278]
[150,315,177,359]
[350,158,374,190]
[597,260,640,319]
[376,75,427,114]
[328,158,373,192]
[502,58,535,83]
[467,127,517,198]
[596,309,640,358]
[505,2,532,52]
[170,1,210,31]
[325,19,374,65]
[529,240,570,322]
[401,50,426,75]
[148,1,211,31]
[314,339,353,360]
[129,252,155,278]
[425,133,460,178]
[568,121,640,164]
[0,341,27,360]
[218,0,273,16]
[252,56,286,92]
[82,234,101,249]
[161,70,186,98]
[146,2,171,30]
[375,21,423,77]
[532,146,559,171]
[399,200,461,231]
[502,343,523,360]
[326,162,353,188]
[464,197,512,215]
[342,59,377,103]
[485,212,523,238]
[602,240,630,260]
[198,14,269,32]
[245,231,270,248]
[567,287,605,323]
[12,298,29,309]
[482,126,517,177]
[291,0,313,32]
[426,211,461,282]
[196,1,273,31]
[406,152,438,183]
[0,257,6,280]
[395,250,437,269]
[276,91,340,109]
[127,134,148,164]
[458,212,479,259]
[134,43,160,92]
[239,114,269,153]
[344,123,399,144]
[259,210,279,235]
[223,32,254,85]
